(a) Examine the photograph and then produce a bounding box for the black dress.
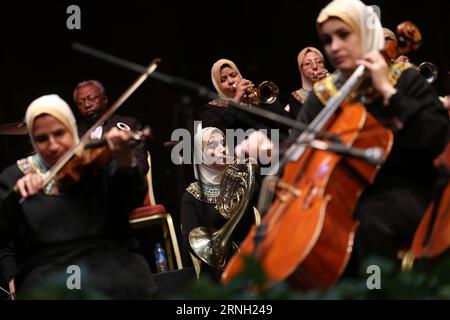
[0,158,158,299]
[180,183,255,280]
[286,88,310,120]
[297,68,449,272]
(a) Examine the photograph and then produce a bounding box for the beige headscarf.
[25,94,79,152]
[193,126,226,185]
[317,0,384,55]
[383,27,397,42]
[297,47,325,75]
[210,58,242,100]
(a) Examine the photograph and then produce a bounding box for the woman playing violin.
[0,94,157,299]
[296,0,449,274]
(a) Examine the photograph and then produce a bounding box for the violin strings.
[0,285,11,297]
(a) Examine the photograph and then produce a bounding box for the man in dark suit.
[73,79,149,175]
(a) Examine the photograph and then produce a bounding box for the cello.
[409,105,450,263]
[222,22,423,291]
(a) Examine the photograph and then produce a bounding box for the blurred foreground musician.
[0,94,157,299]
[236,0,449,278]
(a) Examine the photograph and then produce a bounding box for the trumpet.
[417,62,438,84]
[312,67,330,82]
[240,81,279,105]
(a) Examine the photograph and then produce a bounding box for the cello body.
[411,182,450,259]
[411,109,450,259]
[222,103,393,290]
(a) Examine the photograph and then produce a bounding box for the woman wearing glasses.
[286,47,329,119]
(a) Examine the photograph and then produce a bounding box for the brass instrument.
[417,62,438,83]
[313,67,330,82]
[242,81,279,105]
[189,158,256,269]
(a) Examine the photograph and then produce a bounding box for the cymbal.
[0,122,27,135]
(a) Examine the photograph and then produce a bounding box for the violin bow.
[41,58,161,187]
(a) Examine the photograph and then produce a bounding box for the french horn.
[189,158,256,269]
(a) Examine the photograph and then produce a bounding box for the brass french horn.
[189,158,256,269]
[417,62,438,83]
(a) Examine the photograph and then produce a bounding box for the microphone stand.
[71,42,340,142]
[71,43,385,163]
[0,285,12,299]
[71,43,387,262]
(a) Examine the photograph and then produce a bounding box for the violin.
[222,22,423,291]
[55,127,152,188]
[41,59,160,189]
[383,21,422,62]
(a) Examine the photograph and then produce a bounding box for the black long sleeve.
[382,69,448,157]
[198,102,290,141]
[296,69,449,184]
[0,166,22,282]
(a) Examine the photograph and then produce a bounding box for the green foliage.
[169,254,450,300]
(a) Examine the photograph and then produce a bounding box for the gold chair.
[129,152,183,270]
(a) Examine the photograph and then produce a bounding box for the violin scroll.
[396,21,422,54]
[383,21,422,61]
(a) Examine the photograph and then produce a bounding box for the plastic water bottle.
[154,243,168,273]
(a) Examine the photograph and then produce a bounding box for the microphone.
[309,140,385,166]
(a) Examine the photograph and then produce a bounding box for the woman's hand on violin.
[394,55,409,64]
[105,127,137,168]
[9,278,16,300]
[233,79,254,103]
[357,51,397,105]
[14,173,43,199]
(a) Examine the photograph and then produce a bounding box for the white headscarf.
[25,94,79,160]
[193,126,226,186]
[317,0,385,55]
[210,58,243,100]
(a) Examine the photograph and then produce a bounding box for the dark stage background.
[0,0,449,244]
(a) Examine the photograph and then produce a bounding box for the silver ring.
[116,122,131,131]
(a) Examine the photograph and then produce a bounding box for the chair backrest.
[144,151,157,206]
